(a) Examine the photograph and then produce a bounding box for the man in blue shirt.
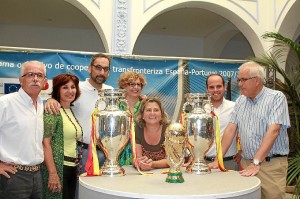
[210,61,290,199]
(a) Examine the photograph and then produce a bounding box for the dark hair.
[135,97,170,128]
[51,73,81,106]
[206,74,225,88]
[90,53,111,67]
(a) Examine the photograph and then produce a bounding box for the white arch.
[131,1,264,56]
[204,23,240,58]
[277,0,300,40]
[65,0,110,52]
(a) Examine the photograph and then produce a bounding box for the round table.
[79,166,261,199]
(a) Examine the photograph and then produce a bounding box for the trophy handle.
[182,101,193,112]
[95,97,106,110]
[119,98,129,110]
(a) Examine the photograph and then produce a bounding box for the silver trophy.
[95,89,130,176]
[165,122,187,183]
[183,93,214,175]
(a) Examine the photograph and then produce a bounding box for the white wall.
[133,33,204,58]
[0,24,105,52]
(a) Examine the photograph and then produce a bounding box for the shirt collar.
[246,86,265,104]
[18,87,42,105]
[84,79,97,91]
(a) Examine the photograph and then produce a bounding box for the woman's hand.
[48,173,62,193]
[137,156,153,171]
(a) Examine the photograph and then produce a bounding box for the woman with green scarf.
[118,71,147,166]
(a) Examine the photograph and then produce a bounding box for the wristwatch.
[252,159,260,166]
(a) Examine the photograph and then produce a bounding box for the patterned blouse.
[41,113,64,199]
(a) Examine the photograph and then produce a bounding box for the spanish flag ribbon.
[214,113,229,172]
[236,135,241,151]
[84,109,101,176]
[236,135,242,171]
[129,113,152,175]
[179,111,187,128]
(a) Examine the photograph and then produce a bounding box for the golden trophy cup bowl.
[165,122,187,183]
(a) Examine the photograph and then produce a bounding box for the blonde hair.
[118,71,147,89]
[135,97,170,128]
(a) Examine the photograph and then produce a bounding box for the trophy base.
[192,162,211,175]
[101,161,125,176]
[166,172,184,183]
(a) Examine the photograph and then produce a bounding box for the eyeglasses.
[92,64,110,72]
[21,72,46,79]
[128,82,143,88]
[237,76,257,83]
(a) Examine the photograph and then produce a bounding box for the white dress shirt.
[206,98,237,158]
[72,79,113,144]
[0,88,44,166]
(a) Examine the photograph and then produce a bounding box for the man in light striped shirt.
[209,61,290,199]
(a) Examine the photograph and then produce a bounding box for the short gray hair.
[239,61,265,84]
[20,61,46,76]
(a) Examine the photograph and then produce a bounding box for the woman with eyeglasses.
[134,97,170,171]
[41,73,83,199]
[117,71,147,166]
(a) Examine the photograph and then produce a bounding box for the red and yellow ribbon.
[84,109,101,176]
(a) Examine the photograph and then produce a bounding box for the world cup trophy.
[165,122,187,183]
[94,89,130,176]
[183,93,214,175]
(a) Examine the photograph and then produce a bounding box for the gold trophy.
[165,122,187,183]
[183,93,214,175]
[95,89,130,176]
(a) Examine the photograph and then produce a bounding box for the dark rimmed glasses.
[237,76,257,83]
[128,82,143,88]
[21,72,46,79]
[92,64,110,72]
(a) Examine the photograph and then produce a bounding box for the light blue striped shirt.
[230,87,290,159]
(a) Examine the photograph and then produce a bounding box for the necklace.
[62,107,84,175]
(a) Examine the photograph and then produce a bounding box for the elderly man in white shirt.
[0,60,47,199]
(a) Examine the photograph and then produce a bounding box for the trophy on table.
[94,89,130,176]
[165,122,187,183]
[183,93,214,175]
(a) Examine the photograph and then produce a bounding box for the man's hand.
[44,98,61,115]
[0,162,17,178]
[234,150,242,163]
[208,158,219,170]
[183,155,193,167]
[239,163,260,176]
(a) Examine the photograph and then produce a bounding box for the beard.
[91,74,107,85]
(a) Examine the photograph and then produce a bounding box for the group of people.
[0,54,290,199]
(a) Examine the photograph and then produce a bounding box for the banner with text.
[0,51,242,120]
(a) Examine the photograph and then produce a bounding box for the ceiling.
[0,0,237,38]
